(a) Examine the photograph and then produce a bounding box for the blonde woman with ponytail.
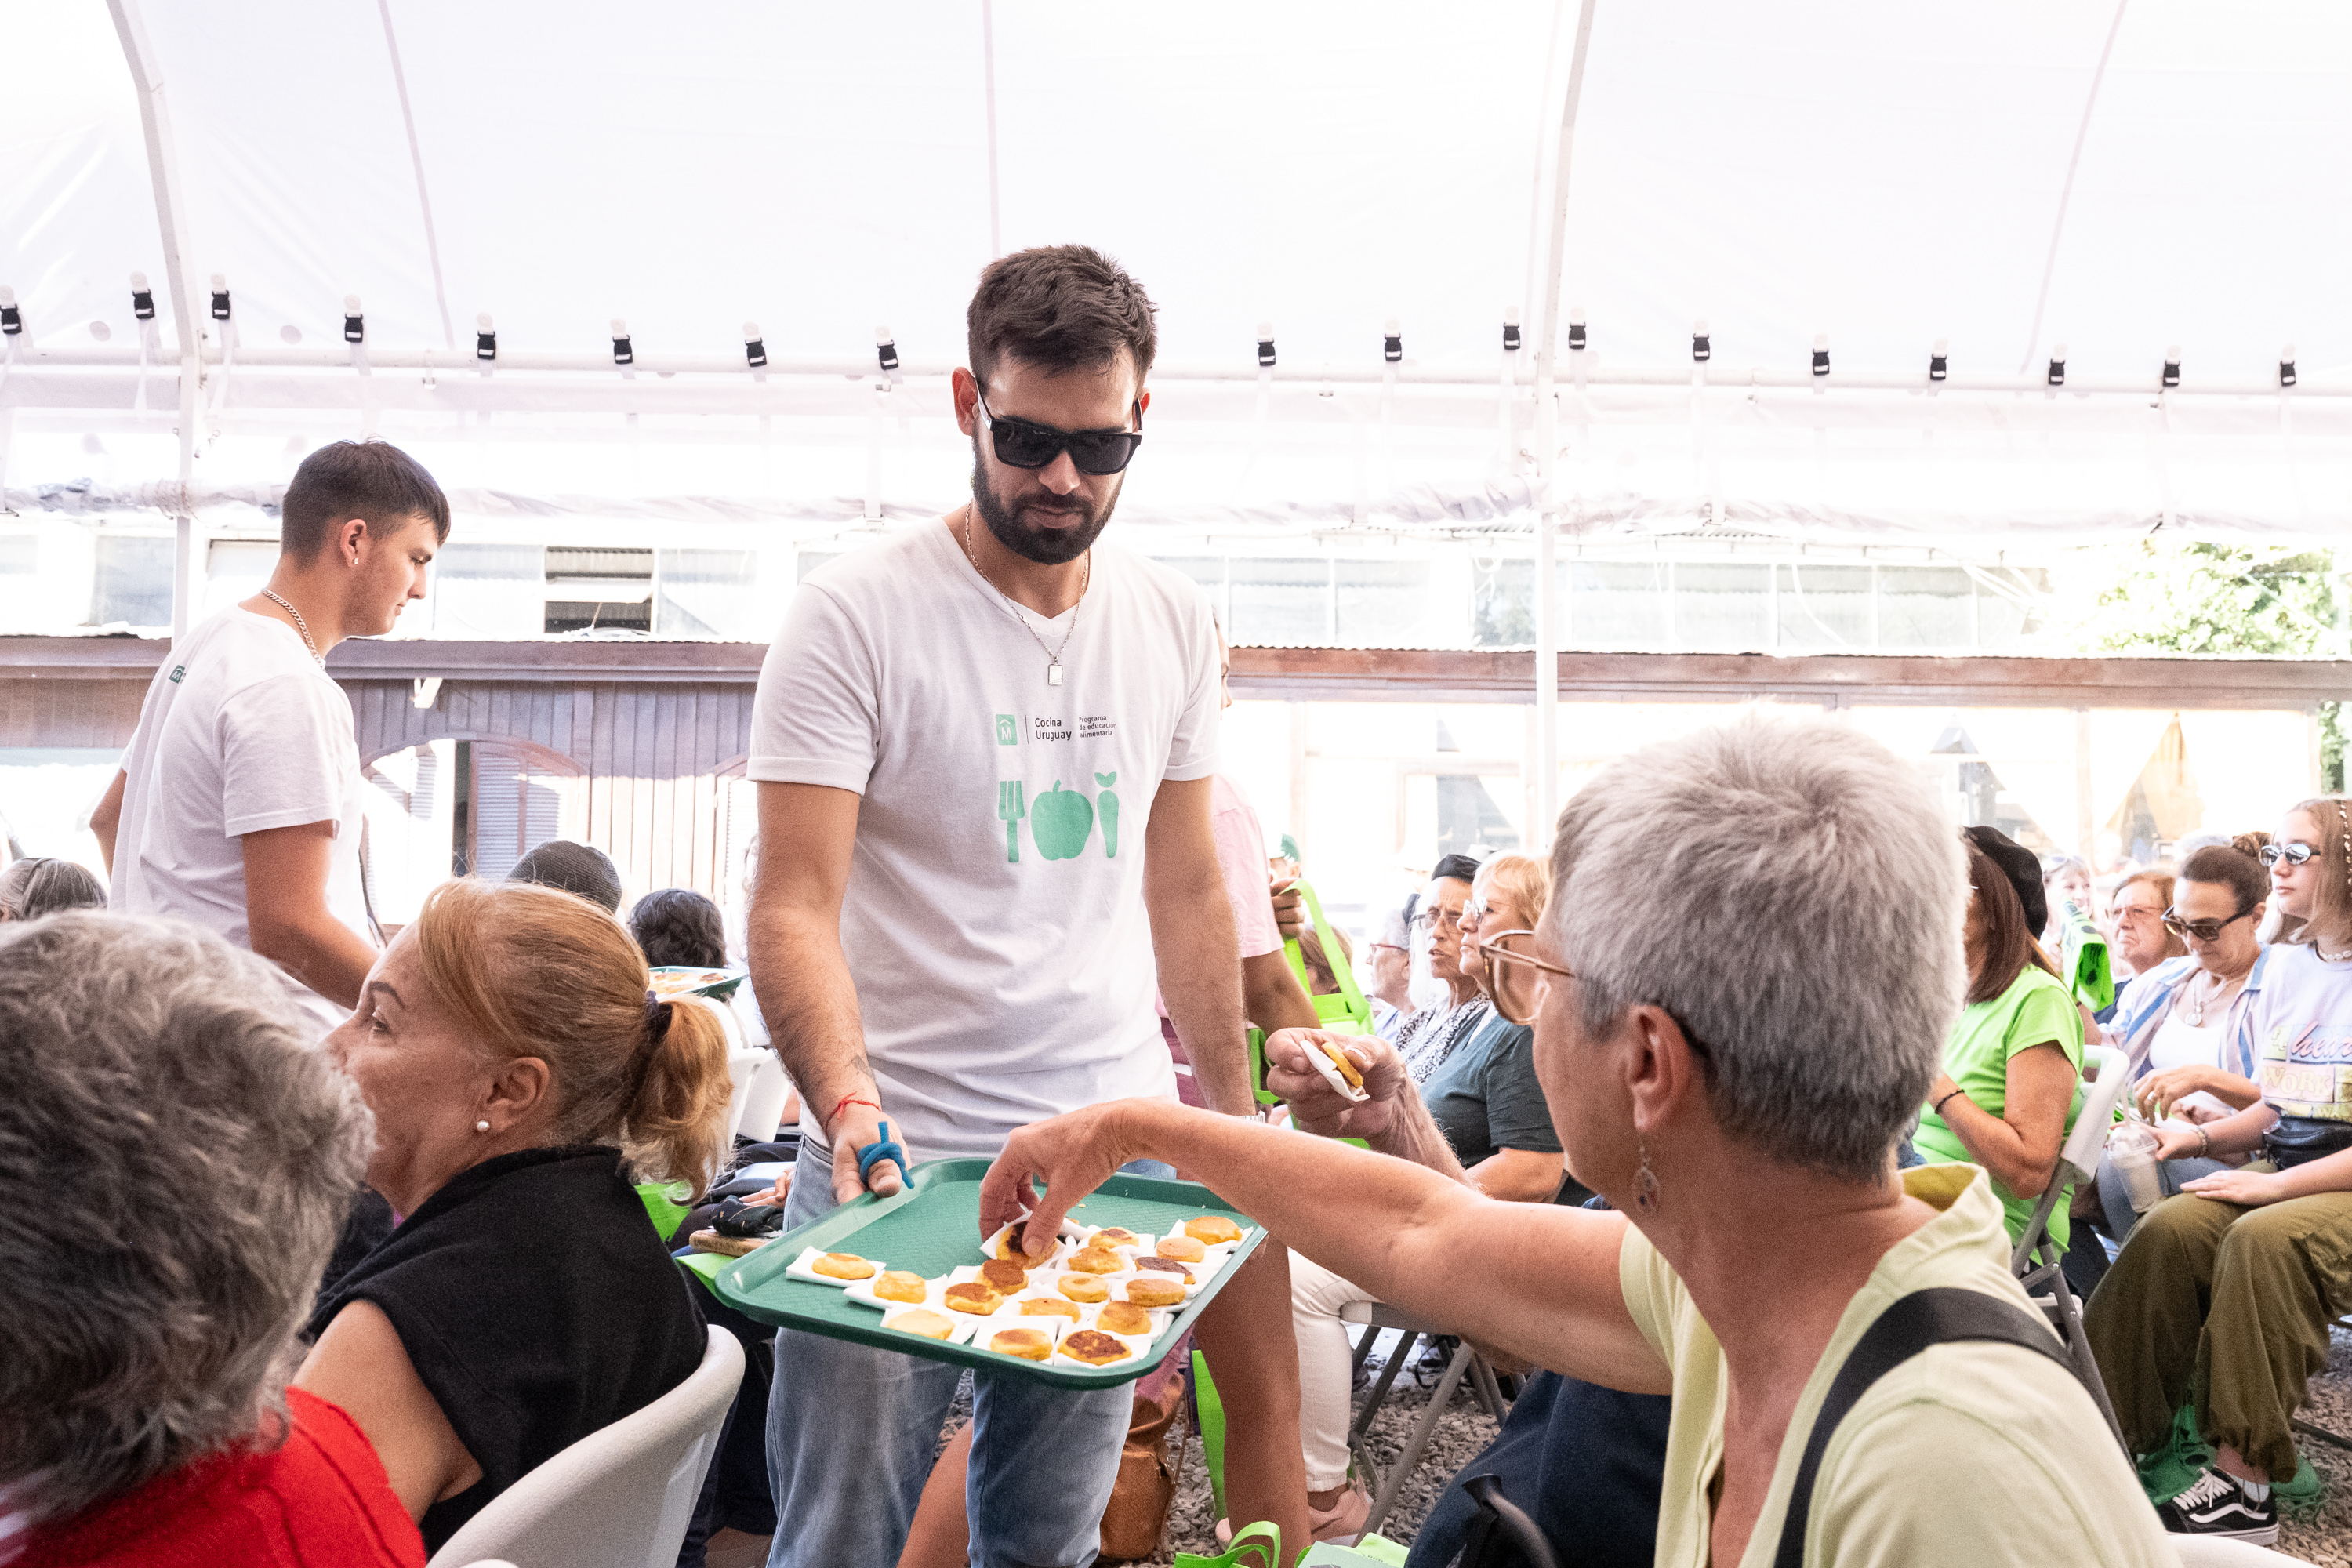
[296,877,730,1555]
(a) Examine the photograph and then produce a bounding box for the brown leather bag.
[1096,1363,1187,1562]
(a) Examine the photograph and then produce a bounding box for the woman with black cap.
[1911,826,2085,1249]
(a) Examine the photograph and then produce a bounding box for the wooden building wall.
[343,678,753,898]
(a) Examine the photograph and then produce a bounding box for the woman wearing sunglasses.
[2091,839,2270,1241]
[2086,798,2352,1541]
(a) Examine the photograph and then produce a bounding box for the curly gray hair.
[1545,707,1966,1185]
[0,913,373,1524]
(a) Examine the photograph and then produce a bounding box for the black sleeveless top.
[308,1145,708,1552]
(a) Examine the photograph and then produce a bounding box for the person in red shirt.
[0,913,419,1568]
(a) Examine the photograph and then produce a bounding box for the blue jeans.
[763,1143,1167,1568]
[2096,1152,2230,1245]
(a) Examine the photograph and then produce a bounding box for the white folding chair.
[1339,1300,1510,1541]
[2010,1042,2132,1451]
[733,1055,792,1144]
[427,1326,746,1568]
[721,1048,768,1143]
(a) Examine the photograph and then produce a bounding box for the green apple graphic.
[1031,780,1095,861]
[1095,772,1120,858]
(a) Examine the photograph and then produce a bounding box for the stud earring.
[475,1120,491,1133]
[1632,1139,1661,1214]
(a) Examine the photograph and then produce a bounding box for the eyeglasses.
[1474,930,1574,1025]
[2161,905,2256,942]
[975,388,1144,475]
[2260,842,2318,868]
[1410,906,1467,933]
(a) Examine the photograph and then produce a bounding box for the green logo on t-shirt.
[169,665,185,684]
[995,714,1018,746]
[1032,780,1094,860]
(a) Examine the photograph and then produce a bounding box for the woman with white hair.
[0,914,416,1566]
[295,877,732,1555]
[983,710,2169,1567]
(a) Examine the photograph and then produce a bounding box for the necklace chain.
[261,589,324,664]
[959,503,1087,684]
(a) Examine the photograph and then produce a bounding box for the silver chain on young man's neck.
[960,502,1088,687]
[260,589,325,665]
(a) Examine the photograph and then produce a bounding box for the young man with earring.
[747,245,1260,1568]
[93,439,448,1031]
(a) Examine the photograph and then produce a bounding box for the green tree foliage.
[2055,540,2346,789]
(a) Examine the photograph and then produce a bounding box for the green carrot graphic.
[1095,771,1120,858]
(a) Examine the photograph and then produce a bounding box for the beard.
[969,439,1121,565]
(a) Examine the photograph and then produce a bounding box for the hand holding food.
[1262,1029,1403,1139]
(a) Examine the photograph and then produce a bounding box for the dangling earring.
[1632,1139,1661,1214]
[475,1120,491,1133]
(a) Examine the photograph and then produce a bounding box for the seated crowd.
[6,263,2347,1568]
[16,728,2347,1567]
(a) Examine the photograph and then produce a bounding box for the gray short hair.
[0,914,373,1524]
[1544,708,1965,1183]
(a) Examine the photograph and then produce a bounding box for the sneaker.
[2157,1467,2278,1544]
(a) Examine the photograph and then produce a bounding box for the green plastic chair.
[1176,1519,1280,1568]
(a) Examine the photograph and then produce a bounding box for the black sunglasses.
[2161,904,2256,942]
[975,388,1144,476]
[2260,841,2317,868]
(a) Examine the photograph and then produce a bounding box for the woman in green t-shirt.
[1913,840,2085,1245]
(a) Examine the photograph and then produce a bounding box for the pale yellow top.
[1617,1163,2173,1568]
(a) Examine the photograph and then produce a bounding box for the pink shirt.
[1211,773,1283,960]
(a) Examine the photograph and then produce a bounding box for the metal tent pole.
[107,0,204,643]
[1530,0,1597,844]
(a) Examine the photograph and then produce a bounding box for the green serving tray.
[651,964,746,1001]
[712,1157,1264,1388]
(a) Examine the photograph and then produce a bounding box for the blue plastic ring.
[856,1120,904,1185]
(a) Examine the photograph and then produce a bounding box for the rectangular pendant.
[1047,663,1064,686]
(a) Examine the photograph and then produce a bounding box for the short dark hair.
[2180,840,2268,912]
[0,858,106,920]
[967,245,1157,391]
[630,887,728,970]
[506,840,622,914]
[1965,841,2060,1004]
[280,440,449,561]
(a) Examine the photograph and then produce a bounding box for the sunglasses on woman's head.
[2260,842,2318,868]
[975,388,1144,475]
[2160,905,2255,942]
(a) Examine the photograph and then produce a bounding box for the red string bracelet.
[826,1094,881,1138]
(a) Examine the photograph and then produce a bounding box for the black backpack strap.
[1771,1287,2079,1568]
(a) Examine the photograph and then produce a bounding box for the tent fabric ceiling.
[2,0,2349,542]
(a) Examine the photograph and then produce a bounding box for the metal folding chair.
[2010,1042,2132,1453]
[1340,1301,1510,1540]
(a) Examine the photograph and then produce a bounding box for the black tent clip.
[744,322,768,369]
[131,272,155,321]
[1929,339,1948,381]
[476,313,497,361]
[612,318,634,365]
[344,295,365,343]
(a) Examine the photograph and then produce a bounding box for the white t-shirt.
[110,608,373,1031]
[748,522,1221,1161]
[2256,942,2352,1120]
[2146,1010,2231,1119]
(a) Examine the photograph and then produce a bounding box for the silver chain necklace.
[260,589,324,665]
[959,502,1088,686]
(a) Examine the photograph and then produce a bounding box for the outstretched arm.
[978,1096,1670,1394]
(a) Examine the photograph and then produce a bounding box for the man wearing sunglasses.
[745,245,1257,1568]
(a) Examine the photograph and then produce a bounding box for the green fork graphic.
[997,779,1025,862]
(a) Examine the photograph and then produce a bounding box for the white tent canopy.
[4,0,2351,546]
